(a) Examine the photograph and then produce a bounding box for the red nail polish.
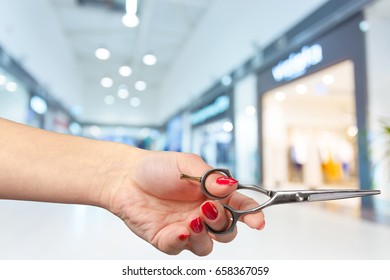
[216,176,238,185]
[201,202,218,220]
[190,217,203,233]
[178,234,190,241]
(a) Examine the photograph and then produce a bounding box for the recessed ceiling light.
[130,96,141,107]
[143,54,157,66]
[119,65,132,77]
[6,81,17,92]
[135,80,147,91]
[117,88,129,99]
[101,77,113,88]
[95,47,110,60]
[122,13,139,28]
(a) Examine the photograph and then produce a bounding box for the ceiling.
[2,0,338,126]
[50,0,212,126]
[47,0,336,126]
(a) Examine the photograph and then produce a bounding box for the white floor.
[1,199,389,260]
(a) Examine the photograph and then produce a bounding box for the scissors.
[180,168,381,235]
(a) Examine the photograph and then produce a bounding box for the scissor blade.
[307,189,381,202]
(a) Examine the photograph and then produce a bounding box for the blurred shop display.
[0,45,75,131]
[189,93,235,171]
[258,12,369,217]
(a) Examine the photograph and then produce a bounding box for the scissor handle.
[200,168,234,199]
[205,203,269,235]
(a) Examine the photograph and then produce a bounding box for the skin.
[0,118,265,256]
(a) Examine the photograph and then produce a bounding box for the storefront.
[189,90,235,171]
[257,12,372,216]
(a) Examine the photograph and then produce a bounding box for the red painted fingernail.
[190,217,203,233]
[216,176,238,185]
[178,234,190,241]
[201,202,218,220]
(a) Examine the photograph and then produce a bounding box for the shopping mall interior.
[1,0,390,260]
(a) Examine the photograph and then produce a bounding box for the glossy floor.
[1,200,389,260]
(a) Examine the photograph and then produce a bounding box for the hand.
[107,149,265,256]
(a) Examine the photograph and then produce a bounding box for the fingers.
[228,191,266,230]
[177,153,238,199]
[186,215,213,256]
[200,201,237,243]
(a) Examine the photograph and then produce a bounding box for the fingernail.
[257,220,266,230]
[178,234,190,241]
[202,202,218,220]
[216,176,238,185]
[190,217,203,233]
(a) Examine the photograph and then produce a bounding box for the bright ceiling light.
[6,81,17,92]
[101,77,113,88]
[95,47,110,60]
[122,0,139,27]
[274,91,286,102]
[126,0,138,14]
[143,54,157,66]
[122,13,139,28]
[119,65,132,77]
[117,88,129,99]
[104,95,115,105]
[295,84,307,94]
[322,74,335,85]
[30,96,48,115]
[135,80,147,91]
[130,96,141,107]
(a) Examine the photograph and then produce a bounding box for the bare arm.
[0,117,264,256]
[0,117,136,207]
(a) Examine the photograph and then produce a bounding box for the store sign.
[190,95,230,125]
[272,44,323,82]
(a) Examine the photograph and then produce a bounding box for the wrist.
[94,142,144,211]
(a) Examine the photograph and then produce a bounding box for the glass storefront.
[258,12,372,217]
[190,93,235,171]
[191,117,234,170]
[262,60,360,215]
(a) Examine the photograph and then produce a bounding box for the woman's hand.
[106,149,265,256]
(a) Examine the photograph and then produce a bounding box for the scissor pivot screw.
[295,193,305,202]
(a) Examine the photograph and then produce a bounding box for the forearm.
[0,118,139,208]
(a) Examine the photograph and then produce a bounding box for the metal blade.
[307,190,381,202]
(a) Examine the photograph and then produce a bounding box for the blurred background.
[0,0,390,259]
